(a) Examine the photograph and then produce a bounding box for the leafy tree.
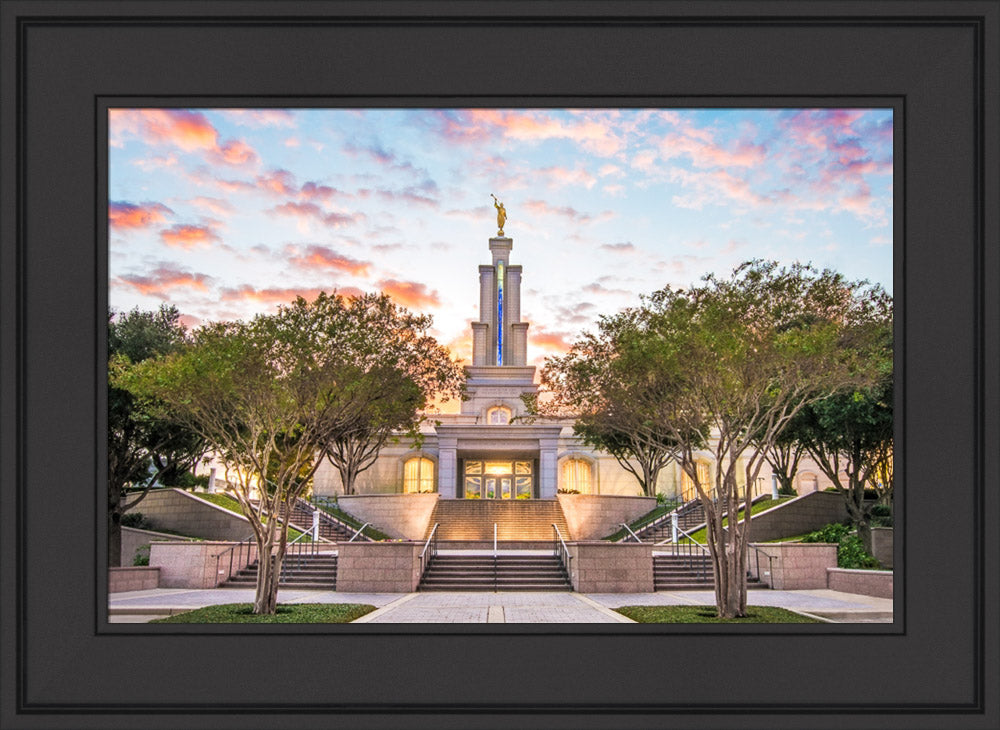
[120,292,462,614]
[108,306,206,567]
[321,294,464,494]
[617,261,886,618]
[538,310,704,496]
[792,351,894,552]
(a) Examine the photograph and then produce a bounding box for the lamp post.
[770,474,779,500]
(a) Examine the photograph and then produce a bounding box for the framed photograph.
[2,2,996,729]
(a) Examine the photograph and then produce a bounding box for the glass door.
[464,459,534,498]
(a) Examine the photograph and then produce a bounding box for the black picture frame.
[1,1,997,728]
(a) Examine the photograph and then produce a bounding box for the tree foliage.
[119,292,463,613]
[108,305,206,567]
[545,261,889,618]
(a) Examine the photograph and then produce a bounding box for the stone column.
[471,322,489,367]
[507,265,522,323]
[539,436,559,498]
[437,437,458,498]
[478,265,494,324]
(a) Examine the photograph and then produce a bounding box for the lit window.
[681,461,711,501]
[560,458,592,494]
[403,457,435,493]
[487,406,511,424]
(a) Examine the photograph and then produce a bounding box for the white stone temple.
[311,233,838,500]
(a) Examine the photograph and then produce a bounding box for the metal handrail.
[419,523,439,578]
[657,523,711,582]
[297,495,374,542]
[620,523,643,543]
[493,523,498,591]
[493,523,498,556]
[213,536,254,586]
[348,522,371,542]
[552,523,571,581]
[748,543,774,587]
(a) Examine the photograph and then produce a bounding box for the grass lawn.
[681,497,794,544]
[150,603,376,623]
[312,502,391,541]
[615,605,822,624]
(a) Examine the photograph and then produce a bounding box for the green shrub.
[837,535,881,569]
[133,544,150,566]
[121,512,151,529]
[168,471,211,489]
[777,483,797,496]
[870,504,893,527]
[801,522,851,544]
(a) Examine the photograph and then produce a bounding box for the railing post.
[312,509,320,542]
[671,512,679,544]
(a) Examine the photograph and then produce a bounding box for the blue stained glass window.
[496,260,504,365]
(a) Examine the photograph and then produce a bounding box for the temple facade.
[312,234,837,500]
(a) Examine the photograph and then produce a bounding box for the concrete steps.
[420,554,571,591]
[223,554,338,590]
[653,554,766,591]
[426,500,571,542]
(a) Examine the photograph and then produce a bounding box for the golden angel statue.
[491,193,507,236]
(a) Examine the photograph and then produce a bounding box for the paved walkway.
[109,587,892,623]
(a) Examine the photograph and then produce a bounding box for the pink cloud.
[219,285,363,305]
[216,109,297,128]
[115,265,212,298]
[159,223,221,249]
[522,199,615,225]
[109,201,172,230]
[285,245,372,276]
[434,109,623,156]
[109,108,257,167]
[377,279,441,309]
[188,196,234,217]
[269,201,363,228]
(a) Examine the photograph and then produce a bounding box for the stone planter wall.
[149,540,258,588]
[335,541,423,593]
[337,494,439,540]
[748,542,838,589]
[827,568,894,598]
[108,567,160,593]
[871,527,894,569]
[567,541,654,593]
[557,494,657,540]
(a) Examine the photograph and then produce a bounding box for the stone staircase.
[223,553,338,590]
[249,498,367,543]
[426,500,571,543]
[635,500,705,542]
[653,552,766,591]
[419,553,571,591]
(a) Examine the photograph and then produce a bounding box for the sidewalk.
[109,587,892,623]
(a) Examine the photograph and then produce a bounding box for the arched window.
[486,406,511,425]
[798,472,819,494]
[560,458,592,494]
[403,457,435,493]
[681,461,711,502]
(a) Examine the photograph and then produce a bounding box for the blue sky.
[109,107,893,368]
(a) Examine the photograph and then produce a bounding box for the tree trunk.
[108,510,122,568]
[253,543,279,614]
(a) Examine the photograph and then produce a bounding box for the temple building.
[311,233,837,501]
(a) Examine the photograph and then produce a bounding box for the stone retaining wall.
[871,527,893,568]
[827,568,894,598]
[337,493,439,540]
[149,540,258,588]
[748,542,837,589]
[124,488,253,541]
[557,494,657,540]
[336,541,423,593]
[120,526,193,566]
[744,491,849,542]
[567,541,654,593]
[108,567,160,593]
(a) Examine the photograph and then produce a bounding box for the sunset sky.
[109,107,893,369]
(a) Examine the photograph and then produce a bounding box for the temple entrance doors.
[463,459,534,499]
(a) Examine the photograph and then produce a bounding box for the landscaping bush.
[870,504,893,527]
[166,471,211,489]
[801,522,881,569]
[777,483,798,496]
[121,512,151,529]
[133,544,150,566]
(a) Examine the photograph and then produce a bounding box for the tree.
[108,306,206,567]
[120,292,462,613]
[792,358,894,552]
[618,261,886,618]
[538,310,704,497]
[321,294,464,494]
[759,410,808,496]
